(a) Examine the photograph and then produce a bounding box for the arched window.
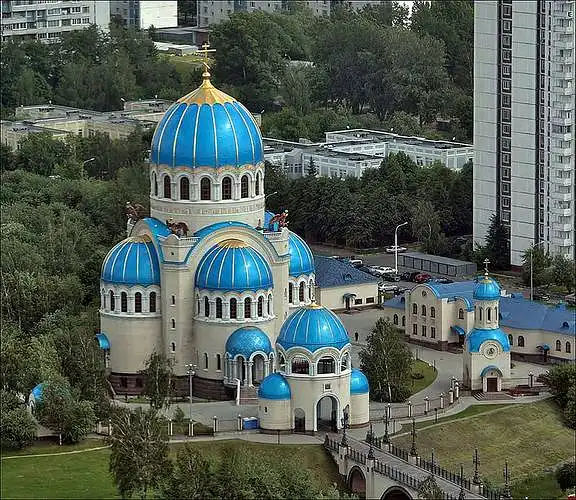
[393,314,399,325]
[216,354,222,371]
[458,308,464,319]
[412,303,418,314]
[291,357,309,374]
[230,298,237,319]
[170,342,175,353]
[109,290,115,311]
[216,298,223,318]
[152,171,158,196]
[518,336,525,347]
[421,305,426,316]
[309,279,313,299]
[121,292,128,312]
[222,177,232,200]
[430,307,435,318]
[556,340,562,351]
[279,354,286,371]
[299,282,305,302]
[566,342,571,354]
[171,318,175,329]
[204,296,210,317]
[241,174,249,198]
[180,177,190,200]
[508,334,513,346]
[200,177,211,200]
[487,307,492,321]
[244,297,251,318]
[340,353,349,372]
[479,307,483,321]
[255,172,260,195]
[317,356,335,374]
[204,353,209,369]
[135,292,142,313]
[257,296,263,317]
[163,175,171,199]
[149,292,156,313]
[402,316,406,327]
[289,283,293,303]
[267,294,272,316]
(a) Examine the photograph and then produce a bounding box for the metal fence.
[418,457,471,490]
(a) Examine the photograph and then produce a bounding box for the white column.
[234,180,241,200]
[223,301,230,320]
[243,361,248,385]
[232,359,237,380]
[209,300,216,320]
[248,361,254,387]
[251,298,257,320]
[264,360,270,378]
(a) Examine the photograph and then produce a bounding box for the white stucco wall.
[316,283,378,311]
[349,393,369,426]
[258,398,292,430]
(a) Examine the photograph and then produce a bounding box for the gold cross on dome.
[199,42,216,72]
[483,258,490,275]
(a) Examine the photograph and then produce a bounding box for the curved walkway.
[1,446,111,460]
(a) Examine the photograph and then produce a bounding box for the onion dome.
[225,327,273,358]
[150,70,263,169]
[30,382,45,403]
[350,368,370,395]
[101,235,160,286]
[474,275,501,300]
[195,239,273,291]
[466,327,511,352]
[277,304,350,352]
[288,231,315,277]
[194,221,254,239]
[258,373,291,400]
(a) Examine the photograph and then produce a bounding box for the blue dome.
[101,235,160,286]
[258,373,291,400]
[194,221,254,239]
[288,231,315,277]
[30,382,45,402]
[474,276,501,300]
[350,368,369,394]
[226,327,273,358]
[467,327,511,352]
[277,304,350,352]
[150,74,263,169]
[195,239,273,291]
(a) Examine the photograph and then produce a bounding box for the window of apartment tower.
[502,35,512,49]
[502,79,511,93]
[502,138,511,152]
[502,64,511,78]
[502,153,511,166]
[502,167,511,181]
[502,4,512,18]
[502,49,511,63]
[502,109,511,123]
[502,93,511,108]
[502,20,512,33]
[502,182,511,195]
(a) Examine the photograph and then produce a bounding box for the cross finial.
[198,42,216,76]
[483,258,490,276]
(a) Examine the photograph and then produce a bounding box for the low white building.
[263,130,473,179]
[110,1,177,29]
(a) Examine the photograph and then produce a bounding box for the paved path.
[1,446,111,460]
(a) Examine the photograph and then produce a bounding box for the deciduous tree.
[359,318,413,402]
[140,352,174,410]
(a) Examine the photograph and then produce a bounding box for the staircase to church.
[239,385,258,404]
[472,391,514,401]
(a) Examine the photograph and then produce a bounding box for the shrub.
[173,406,185,425]
[1,406,37,450]
[556,462,576,492]
[412,373,424,380]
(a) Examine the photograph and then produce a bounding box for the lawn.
[410,359,437,396]
[510,472,566,500]
[392,400,575,486]
[415,404,512,430]
[1,439,342,499]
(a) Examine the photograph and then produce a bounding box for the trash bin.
[242,417,259,430]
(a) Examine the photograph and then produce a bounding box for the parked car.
[429,278,454,284]
[385,246,408,254]
[348,259,364,268]
[369,265,395,277]
[379,284,399,293]
[382,273,401,282]
[413,273,432,283]
[400,271,413,281]
[358,266,374,275]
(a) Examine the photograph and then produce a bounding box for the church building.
[98,59,369,430]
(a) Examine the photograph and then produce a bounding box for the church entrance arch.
[486,377,498,392]
[236,356,246,385]
[252,354,266,384]
[294,408,305,433]
[348,466,366,498]
[381,486,411,500]
[316,395,338,432]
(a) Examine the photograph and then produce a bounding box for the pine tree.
[306,157,317,177]
[484,214,510,270]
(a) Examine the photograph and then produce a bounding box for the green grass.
[510,472,566,500]
[415,404,512,430]
[1,439,106,458]
[392,400,575,485]
[1,440,342,499]
[410,359,437,396]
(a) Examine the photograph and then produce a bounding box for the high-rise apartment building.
[110,1,177,29]
[196,0,383,27]
[474,0,575,267]
[1,0,110,42]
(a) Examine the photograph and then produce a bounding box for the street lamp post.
[394,222,409,273]
[185,363,196,425]
[530,240,547,301]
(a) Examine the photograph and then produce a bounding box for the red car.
[413,273,432,283]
